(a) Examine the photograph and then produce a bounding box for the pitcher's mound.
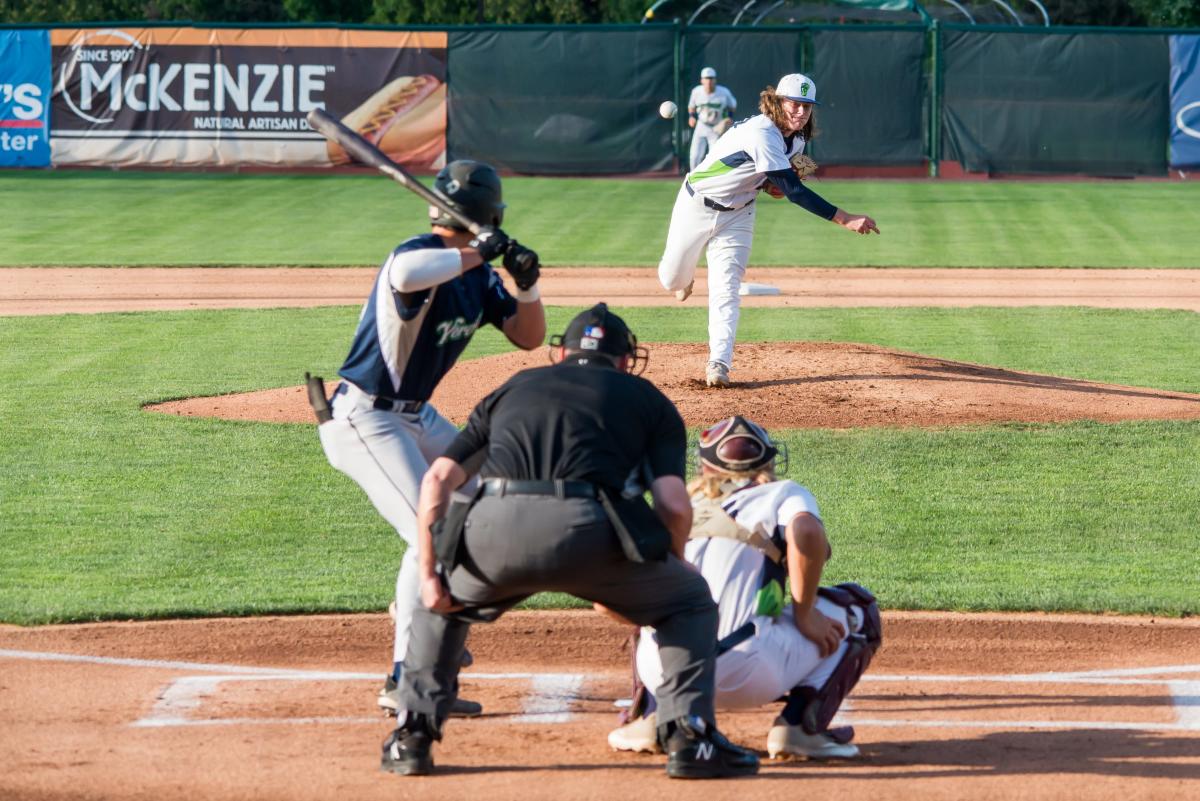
[147,342,1200,429]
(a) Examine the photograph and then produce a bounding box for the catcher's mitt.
[715,118,733,135]
[790,153,818,180]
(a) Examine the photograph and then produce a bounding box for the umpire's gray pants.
[399,494,719,727]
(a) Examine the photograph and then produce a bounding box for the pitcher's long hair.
[759,85,816,141]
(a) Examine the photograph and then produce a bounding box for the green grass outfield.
[4,171,1200,268]
[1,305,1198,624]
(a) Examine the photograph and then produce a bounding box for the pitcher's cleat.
[675,280,694,302]
[705,361,730,388]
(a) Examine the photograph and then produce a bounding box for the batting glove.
[470,227,510,263]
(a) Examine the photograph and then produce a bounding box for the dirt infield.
[3,266,1200,315]
[6,267,1200,800]
[2,611,1198,801]
[147,341,1200,429]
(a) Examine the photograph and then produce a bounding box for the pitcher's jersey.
[686,114,805,210]
[338,233,518,402]
[688,84,737,127]
[684,480,821,639]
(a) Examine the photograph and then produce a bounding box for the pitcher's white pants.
[636,597,855,710]
[657,182,756,371]
[318,386,462,668]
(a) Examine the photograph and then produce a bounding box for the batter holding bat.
[658,73,880,388]
[314,159,545,717]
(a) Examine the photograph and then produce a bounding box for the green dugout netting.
[681,27,805,124]
[447,27,676,174]
[811,27,927,165]
[682,26,926,166]
[941,27,1170,175]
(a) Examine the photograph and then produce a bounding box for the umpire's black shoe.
[381,718,435,776]
[660,716,760,779]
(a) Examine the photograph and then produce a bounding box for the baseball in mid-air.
[659,100,678,120]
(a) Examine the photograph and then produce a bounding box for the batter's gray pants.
[399,494,719,727]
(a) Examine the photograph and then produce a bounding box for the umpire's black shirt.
[443,354,686,490]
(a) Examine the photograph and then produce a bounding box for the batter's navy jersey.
[338,233,518,402]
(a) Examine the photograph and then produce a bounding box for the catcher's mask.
[549,303,649,375]
[698,415,788,476]
[430,160,505,230]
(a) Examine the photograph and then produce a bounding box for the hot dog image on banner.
[50,28,446,168]
[0,29,51,168]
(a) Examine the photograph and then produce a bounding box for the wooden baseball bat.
[306,107,482,236]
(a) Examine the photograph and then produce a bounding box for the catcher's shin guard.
[788,583,882,735]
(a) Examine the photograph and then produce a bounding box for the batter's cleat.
[705,361,731,388]
[381,720,435,776]
[608,712,661,753]
[675,280,694,302]
[377,674,483,718]
[766,719,861,760]
[661,716,759,779]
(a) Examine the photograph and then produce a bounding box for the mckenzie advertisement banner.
[1169,34,1200,168]
[50,27,447,168]
[0,29,51,167]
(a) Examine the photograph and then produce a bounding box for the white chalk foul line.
[130,670,587,728]
[5,648,1198,732]
[512,674,586,724]
[0,648,324,676]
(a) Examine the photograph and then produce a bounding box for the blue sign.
[0,29,50,167]
[1170,35,1200,168]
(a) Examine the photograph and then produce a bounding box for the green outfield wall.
[2,21,1198,175]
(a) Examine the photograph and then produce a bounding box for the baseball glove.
[715,118,733,135]
[790,153,818,180]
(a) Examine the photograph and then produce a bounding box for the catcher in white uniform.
[606,415,882,760]
[687,67,737,170]
[659,73,880,388]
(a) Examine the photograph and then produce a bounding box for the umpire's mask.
[550,303,649,375]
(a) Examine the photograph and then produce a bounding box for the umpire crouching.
[382,303,759,779]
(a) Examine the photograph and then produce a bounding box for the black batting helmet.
[549,303,648,374]
[698,415,788,475]
[430,160,505,229]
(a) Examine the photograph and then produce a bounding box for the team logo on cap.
[801,82,810,97]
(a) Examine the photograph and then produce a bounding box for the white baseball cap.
[775,73,819,105]
[700,67,717,78]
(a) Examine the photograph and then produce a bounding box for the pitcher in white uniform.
[605,415,882,760]
[659,73,880,388]
[687,67,737,170]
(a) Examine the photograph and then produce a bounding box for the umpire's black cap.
[554,303,637,360]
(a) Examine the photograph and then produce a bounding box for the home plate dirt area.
[2,611,1199,801]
